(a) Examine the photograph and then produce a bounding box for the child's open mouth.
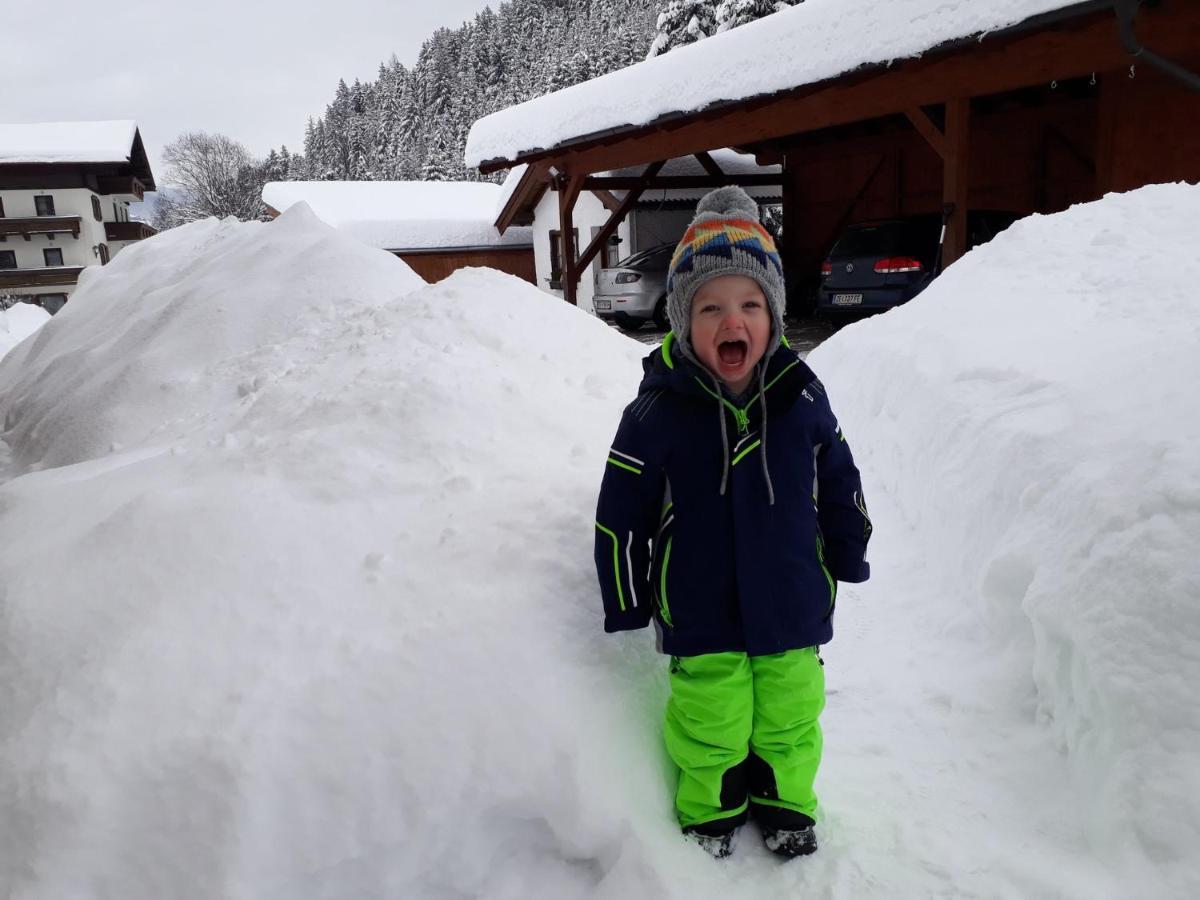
[717,340,748,369]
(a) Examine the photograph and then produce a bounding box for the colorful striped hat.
[665,186,785,366]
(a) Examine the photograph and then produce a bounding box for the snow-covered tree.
[715,0,801,33]
[153,132,266,229]
[647,0,719,58]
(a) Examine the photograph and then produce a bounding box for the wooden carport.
[477,1,1200,314]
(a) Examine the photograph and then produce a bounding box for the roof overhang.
[477,1,1149,178]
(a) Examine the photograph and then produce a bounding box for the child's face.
[689,275,771,395]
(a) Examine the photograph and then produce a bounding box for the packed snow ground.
[1,188,1198,898]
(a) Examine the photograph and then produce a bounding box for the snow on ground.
[465,0,1083,166]
[1,185,1198,898]
[262,181,533,251]
[0,303,50,361]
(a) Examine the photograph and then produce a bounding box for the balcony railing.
[95,176,146,200]
[0,216,82,239]
[105,221,157,242]
[0,266,85,289]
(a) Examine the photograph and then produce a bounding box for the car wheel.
[653,296,669,330]
[615,318,644,334]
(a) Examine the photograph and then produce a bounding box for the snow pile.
[466,0,1080,166]
[0,303,50,361]
[0,204,697,898]
[262,180,533,251]
[0,119,138,163]
[811,182,1200,895]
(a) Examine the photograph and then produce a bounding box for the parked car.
[593,243,674,332]
[817,211,1019,319]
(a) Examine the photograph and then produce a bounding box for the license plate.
[831,293,863,306]
[594,299,612,311]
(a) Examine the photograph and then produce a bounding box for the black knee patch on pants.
[719,755,749,811]
[747,750,778,800]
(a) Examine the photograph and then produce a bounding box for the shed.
[467,0,1200,313]
[262,181,536,285]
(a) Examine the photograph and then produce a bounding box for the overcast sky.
[1,0,496,183]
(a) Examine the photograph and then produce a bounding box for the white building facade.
[0,121,157,313]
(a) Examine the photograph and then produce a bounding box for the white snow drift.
[0,303,50,362]
[1,185,1198,899]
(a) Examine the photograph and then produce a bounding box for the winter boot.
[688,829,735,859]
[762,824,818,858]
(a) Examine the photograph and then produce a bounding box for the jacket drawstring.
[713,373,731,496]
[758,365,776,505]
[713,364,775,504]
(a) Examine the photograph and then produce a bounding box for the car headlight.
[614,272,642,284]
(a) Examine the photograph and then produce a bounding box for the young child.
[594,186,872,859]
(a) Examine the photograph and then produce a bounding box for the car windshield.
[614,245,672,269]
[830,219,940,259]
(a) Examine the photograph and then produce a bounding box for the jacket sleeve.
[594,406,664,633]
[812,381,872,583]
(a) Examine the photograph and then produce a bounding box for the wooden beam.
[941,98,970,266]
[582,173,779,190]
[480,5,1198,177]
[576,161,666,276]
[590,189,623,213]
[557,173,585,306]
[904,106,947,159]
[496,161,550,233]
[693,151,725,177]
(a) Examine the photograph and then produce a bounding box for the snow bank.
[811,182,1200,894]
[0,120,138,164]
[262,181,533,251]
[0,204,704,898]
[0,303,50,361]
[465,0,1080,166]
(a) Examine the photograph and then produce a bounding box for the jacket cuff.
[827,548,870,583]
[604,606,652,633]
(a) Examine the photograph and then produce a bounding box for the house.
[0,120,157,313]
[495,149,781,313]
[466,0,1200,314]
[261,181,535,285]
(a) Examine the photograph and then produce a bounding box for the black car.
[817,211,1019,319]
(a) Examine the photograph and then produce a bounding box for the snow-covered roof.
[262,181,533,251]
[465,0,1085,168]
[0,120,140,164]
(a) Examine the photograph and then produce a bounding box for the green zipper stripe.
[690,359,801,426]
[595,521,627,612]
[661,501,674,521]
[730,439,762,466]
[659,536,674,627]
[607,457,642,475]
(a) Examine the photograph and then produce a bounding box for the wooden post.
[942,98,970,266]
[780,151,805,316]
[557,172,584,305]
[576,161,665,276]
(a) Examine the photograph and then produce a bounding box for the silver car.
[593,243,673,332]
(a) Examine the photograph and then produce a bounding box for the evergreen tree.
[715,0,801,33]
[647,0,719,58]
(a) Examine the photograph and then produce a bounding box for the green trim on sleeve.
[659,536,674,627]
[607,457,643,475]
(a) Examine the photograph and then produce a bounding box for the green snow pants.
[664,648,825,834]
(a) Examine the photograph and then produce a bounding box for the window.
[38,294,68,315]
[0,250,16,269]
[98,244,110,265]
[0,196,5,217]
[92,195,103,221]
[43,248,63,267]
[34,195,55,217]
[114,202,120,222]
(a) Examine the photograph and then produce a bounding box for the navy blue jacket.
[594,337,872,657]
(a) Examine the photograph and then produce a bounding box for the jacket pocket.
[816,531,837,621]
[651,509,675,628]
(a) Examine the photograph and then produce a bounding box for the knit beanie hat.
[665,185,786,366]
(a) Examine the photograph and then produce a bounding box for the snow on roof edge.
[465,0,1094,169]
[0,120,139,164]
